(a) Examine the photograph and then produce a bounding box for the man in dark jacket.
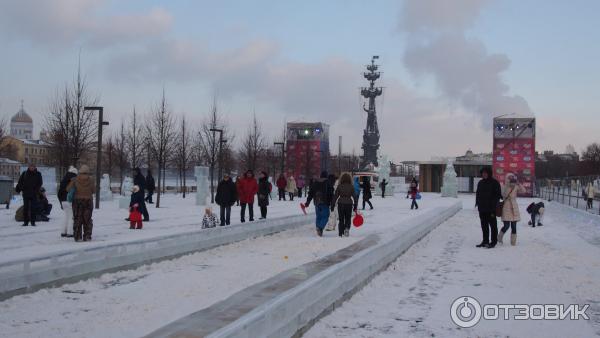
[133,167,149,221]
[215,174,237,226]
[475,167,502,248]
[145,170,155,204]
[15,164,43,226]
[305,171,334,236]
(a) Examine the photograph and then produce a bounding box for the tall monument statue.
[360,56,382,168]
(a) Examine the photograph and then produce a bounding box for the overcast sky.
[0,0,598,161]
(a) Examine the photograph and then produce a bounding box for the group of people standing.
[276,174,306,201]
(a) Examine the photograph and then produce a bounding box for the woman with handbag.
[499,174,526,246]
[331,172,356,237]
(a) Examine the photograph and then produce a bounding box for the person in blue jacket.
[353,176,361,211]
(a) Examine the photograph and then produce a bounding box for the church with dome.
[10,101,34,140]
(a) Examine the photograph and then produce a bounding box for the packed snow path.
[0,193,457,337]
[305,196,600,338]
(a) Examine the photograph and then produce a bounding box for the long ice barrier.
[0,213,312,301]
[147,201,461,338]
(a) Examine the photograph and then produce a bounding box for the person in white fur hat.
[57,166,78,238]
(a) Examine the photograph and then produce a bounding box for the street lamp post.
[274,142,285,176]
[84,106,109,209]
[209,128,224,203]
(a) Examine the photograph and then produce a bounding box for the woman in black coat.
[215,174,237,226]
[257,172,270,219]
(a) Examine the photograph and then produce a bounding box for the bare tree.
[146,90,175,207]
[194,97,231,202]
[126,106,144,169]
[174,115,193,198]
[45,63,98,171]
[103,137,115,179]
[113,122,128,192]
[0,116,6,140]
[581,142,600,175]
[239,113,265,172]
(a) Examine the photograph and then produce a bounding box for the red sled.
[300,203,307,215]
[353,212,364,227]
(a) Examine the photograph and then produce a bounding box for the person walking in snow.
[237,170,258,223]
[475,167,502,248]
[304,171,334,237]
[586,182,595,210]
[296,175,305,198]
[325,174,339,232]
[286,176,297,201]
[353,176,361,211]
[15,164,43,227]
[66,165,95,242]
[58,166,78,237]
[332,172,356,237]
[499,174,526,246]
[215,173,237,226]
[257,171,270,219]
[276,174,287,201]
[361,176,373,210]
[408,180,419,210]
[129,185,144,229]
[145,170,155,204]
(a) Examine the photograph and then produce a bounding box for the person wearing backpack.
[304,171,334,237]
[66,164,95,242]
[58,166,78,237]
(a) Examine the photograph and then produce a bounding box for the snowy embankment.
[0,193,457,338]
[0,195,312,298]
[305,196,600,338]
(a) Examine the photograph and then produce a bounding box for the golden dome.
[11,102,33,124]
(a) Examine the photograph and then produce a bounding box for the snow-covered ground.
[305,195,600,338]
[0,194,303,264]
[0,193,457,338]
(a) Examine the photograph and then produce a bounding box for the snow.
[0,194,303,265]
[0,193,457,338]
[304,195,600,338]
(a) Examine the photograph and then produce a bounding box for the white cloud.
[0,0,172,48]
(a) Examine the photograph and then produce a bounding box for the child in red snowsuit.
[129,185,144,229]
[129,204,143,229]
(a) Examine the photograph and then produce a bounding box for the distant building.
[0,136,53,167]
[419,150,492,193]
[10,101,34,140]
[285,122,330,179]
[0,157,21,181]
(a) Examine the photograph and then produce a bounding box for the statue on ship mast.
[360,56,383,168]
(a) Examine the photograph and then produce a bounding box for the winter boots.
[498,230,505,244]
[510,234,517,246]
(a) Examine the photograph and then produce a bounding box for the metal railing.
[536,176,600,215]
